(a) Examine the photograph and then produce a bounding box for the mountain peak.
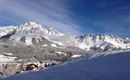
[15,22,64,36]
[16,22,43,32]
[27,21,38,25]
[0,22,64,45]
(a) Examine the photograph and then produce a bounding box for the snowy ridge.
[0,26,16,38]
[76,34,130,51]
[15,22,64,36]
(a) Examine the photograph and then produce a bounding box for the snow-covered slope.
[2,51,130,80]
[0,26,16,38]
[76,34,130,51]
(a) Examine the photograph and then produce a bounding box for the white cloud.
[1,0,81,34]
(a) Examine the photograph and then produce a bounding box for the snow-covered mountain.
[0,22,64,46]
[2,51,130,80]
[76,34,130,51]
[0,22,130,51]
[14,22,64,36]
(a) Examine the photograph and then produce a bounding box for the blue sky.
[0,0,130,37]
